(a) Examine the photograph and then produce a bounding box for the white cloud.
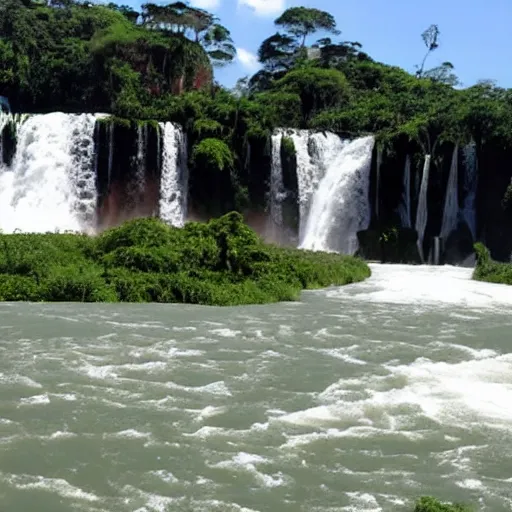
[190,0,221,9]
[238,0,285,17]
[237,48,261,72]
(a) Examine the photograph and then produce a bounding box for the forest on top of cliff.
[1,0,512,157]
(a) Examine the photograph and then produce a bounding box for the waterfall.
[398,155,412,228]
[415,154,431,262]
[269,131,285,230]
[290,130,319,236]
[462,143,478,240]
[133,123,146,200]
[299,136,375,254]
[159,122,188,227]
[0,113,99,233]
[440,145,459,242]
[290,130,345,238]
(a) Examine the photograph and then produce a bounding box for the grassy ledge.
[472,242,512,284]
[0,212,370,305]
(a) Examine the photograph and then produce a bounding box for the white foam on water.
[0,373,42,388]
[108,429,153,440]
[188,500,260,512]
[279,350,512,449]
[327,263,512,310]
[309,347,368,366]
[193,405,227,422]
[212,452,286,488]
[19,394,50,405]
[343,492,382,512]
[457,478,484,490]
[105,321,167,329]
[51,393,77,401]
[167,347,204,357]
[4,474,99,502]
[210,328,241,338]
[166,380,232,396]
[149,470,179,484]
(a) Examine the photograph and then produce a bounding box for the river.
[1,264,512,511]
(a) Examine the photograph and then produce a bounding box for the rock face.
[357,228,421,264]
[443,221,475,266]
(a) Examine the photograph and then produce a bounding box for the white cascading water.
[415,154,431,262]
[134,123,146,197]
[462,143,478,240]
[299,136,375,254]
[0,112,99,233]
[440,145,459,242]
[289,130,319,234]
[268,131,285,232]
[398,155,412,228]
[159,122,188,227]
[290,130,345,238]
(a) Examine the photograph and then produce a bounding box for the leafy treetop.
[275,7,340,47]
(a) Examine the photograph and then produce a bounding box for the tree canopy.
[275,7,340,47]
[1,0,511,154]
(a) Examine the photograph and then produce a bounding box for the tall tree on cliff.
[275,7,340,48]
[252,7,340,90]
[415,24,458,86]
[415,24,440,78]
[140,2,235,66]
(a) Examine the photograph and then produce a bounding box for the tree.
[422,61,459,87]
[275,7,340,48]
[257,32,297,72]
[106,3,139,23]
[274,66,350,123]
[314,39,370,68]
[415,24,440,78]
[141,2,235,66]
[202,23,236,67]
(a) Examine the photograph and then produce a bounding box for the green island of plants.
[0,212,370,305]
[472,241,512,284]
[413,497,472,512]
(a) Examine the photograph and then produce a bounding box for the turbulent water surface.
[1,264,512,511]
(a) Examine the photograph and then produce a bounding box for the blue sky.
[129,0,512,89]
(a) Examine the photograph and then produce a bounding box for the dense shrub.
[414,496,472,512]
[0,212,370,305]
[472,241,512,284]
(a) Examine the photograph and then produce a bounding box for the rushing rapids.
[1,264,512,511]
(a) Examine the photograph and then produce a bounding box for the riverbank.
[0,212,370,305]
[472,242,512,285]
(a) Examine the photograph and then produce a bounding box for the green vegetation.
[472,242,512,284]
[0,213,370,305]
[0,0,232,112]
[3,0,512,146]
[414,496,472,512]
